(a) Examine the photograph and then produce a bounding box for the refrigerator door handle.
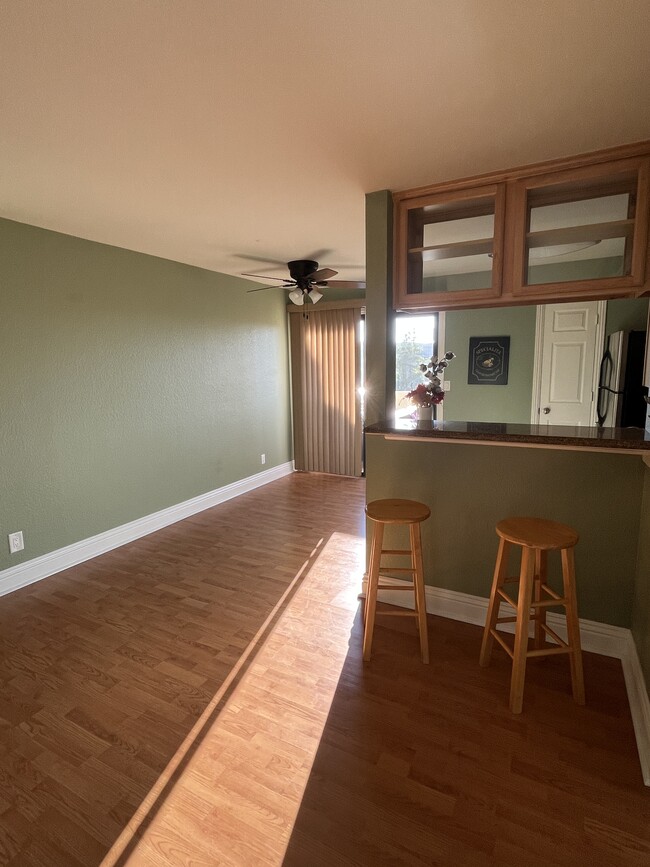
[597,349,613,426]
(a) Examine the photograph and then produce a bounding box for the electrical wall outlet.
[260,453,266,465]
[443,380,451,392]
[8,531,24,554]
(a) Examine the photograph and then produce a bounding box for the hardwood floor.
[283,613,650,866]
[0,472,648,865]
[0,473,364,865]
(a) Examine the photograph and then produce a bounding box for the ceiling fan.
[243,259,365,305]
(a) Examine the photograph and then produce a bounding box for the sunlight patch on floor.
[101,530,364,866]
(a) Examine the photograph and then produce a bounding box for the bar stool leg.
[510,546,535,714]
[362,522,379,627]
[363,522,383,662]
[410,522,429,664]
[480,537,510,667]
[561,547,585,705]
[533,549,548,651]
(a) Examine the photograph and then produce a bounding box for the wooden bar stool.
[363,499,430,663]
[479,516,585,714]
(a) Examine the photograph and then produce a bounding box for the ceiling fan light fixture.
[289,288,304,306]
[308,288,323,304]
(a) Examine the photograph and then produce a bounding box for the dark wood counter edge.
[364,421,650,453]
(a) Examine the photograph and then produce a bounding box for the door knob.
[542,407,551,414]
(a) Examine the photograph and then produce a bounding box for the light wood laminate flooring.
[0,472,648,865]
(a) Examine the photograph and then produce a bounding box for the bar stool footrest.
[531,597,568,608]
[497,589,518,608]
[527,645,572,658]
[490,628,515,659]
[541,583,563,601]
[541,623,569,648]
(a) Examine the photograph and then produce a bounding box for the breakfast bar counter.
[363,418,647,629]
[365,419,650,454]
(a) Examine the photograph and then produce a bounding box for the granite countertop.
[364,418,650,452]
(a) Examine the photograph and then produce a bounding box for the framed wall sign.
[468,336,510,385]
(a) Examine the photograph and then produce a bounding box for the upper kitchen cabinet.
[394,183,506,310]
[510,156,649,299]
[393,143,650,311]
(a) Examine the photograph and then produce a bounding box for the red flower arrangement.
[403,351,456,408]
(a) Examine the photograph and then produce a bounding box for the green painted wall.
[0,218,292,573]
[366,436,643,627]
[365,191,395,424]
[605,297,649,335]
[443,306,536,423]
[632,467,650,689]
[442,297,646,425]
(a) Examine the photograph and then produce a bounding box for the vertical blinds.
[290,307,362,476]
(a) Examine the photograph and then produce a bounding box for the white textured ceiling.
[1,1,650,284]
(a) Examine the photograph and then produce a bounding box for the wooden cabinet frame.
[393,141,650,312]
[394,183,506,310]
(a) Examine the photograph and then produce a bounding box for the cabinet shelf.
[526,219,635,249]
[408,237,493,261]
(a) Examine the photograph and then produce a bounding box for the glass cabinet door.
[394,183,506,310]
[510,157,649,297]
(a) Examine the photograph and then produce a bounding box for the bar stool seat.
[479,516,585,714]
[363,498,430,663]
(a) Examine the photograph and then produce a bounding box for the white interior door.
[534,301,604,426]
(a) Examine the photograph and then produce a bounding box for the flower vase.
[416,405,434,421]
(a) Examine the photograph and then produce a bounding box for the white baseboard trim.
[621,632,650,786]
[363,574,650,785]
[362,575,629,656]
[0,461,294,599]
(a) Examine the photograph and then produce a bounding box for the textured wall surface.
[364,191,395,425]
[605,297,649,335]
[443,305,536,423]
[366,436,644,627]
[0,218,292,572]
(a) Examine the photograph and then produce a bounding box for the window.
[394,313,438,421]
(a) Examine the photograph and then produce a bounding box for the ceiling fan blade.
[242,272,290,282]
[304,248,334,263]
[246,285,286,293]
[235,254,289,267]
[317,280,366,289]
[308,268,338,281]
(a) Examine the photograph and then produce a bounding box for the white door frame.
[530,300,607,425]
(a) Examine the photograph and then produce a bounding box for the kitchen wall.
[443,305,536,423]
[365,435,643,627]
[0,218,292,573]
[365,191,396,426]
[442,297,648,425]
[605,297,649,334]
